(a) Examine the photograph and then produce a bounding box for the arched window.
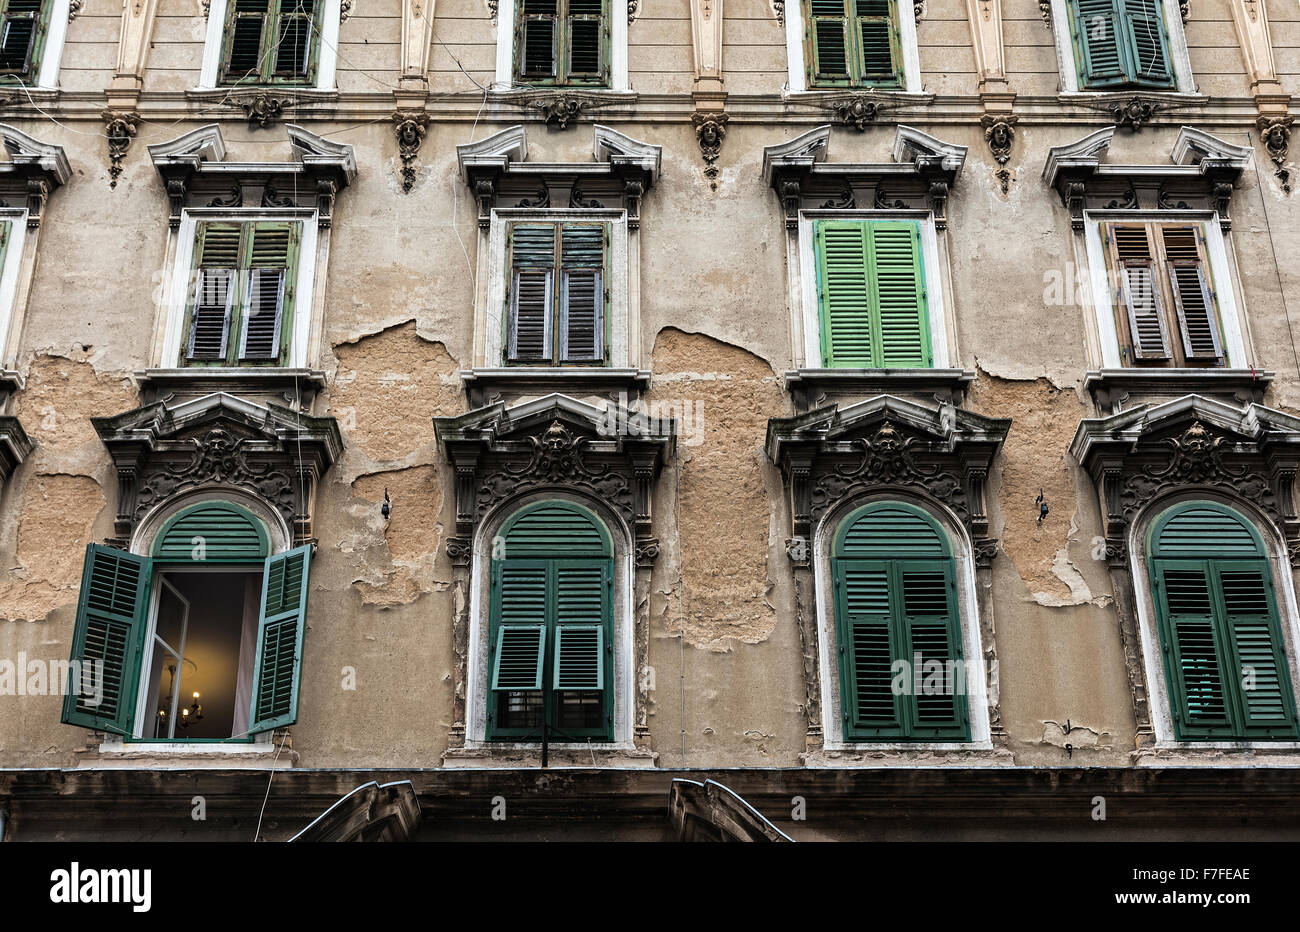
[61,501,311,743]
[832,502,968,741]
[488,501,613,742]
[1148,501,1299,740]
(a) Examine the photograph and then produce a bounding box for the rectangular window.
[182,220,301,368]
[506,221,608,366]
[805,0,902,89]
[221,0,322,86]
[813,219,930,369]
[515,0,609,87]
[0,0,50,81]
[1101,221,1224,368]
[1066,0,1174,90]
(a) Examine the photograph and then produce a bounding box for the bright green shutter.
[249,544,311,733]
[492,622,547,690]
[869,221,930,368]
[816,221,873,367]
[1069,0,1126,88]
[61,545,151,735]
[152,502,270,562]
[1119,0,1173,88]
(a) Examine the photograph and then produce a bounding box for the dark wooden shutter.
[869,221,930,367]
[186,223,241,362]
[508,224,556,363]
[816,221,873,367]
[836,561,904,734]
[61,546,151,735]
[518,0,558,78]
[223,0,271,80]
[809,0,852,85]
[566,0,606,80]
[0,0,43,75]
[559,224,605,363]
[856,0,900,84]
[1161,226,1223,363]
[273,0,316,77]
[1070,0,1126,88]
[1215,562,1297,736]
[249,545,311,733]
[1119,0,1173,87]
[1110,224,1172,361]
[899,563,966,738]
[239,222,297,362]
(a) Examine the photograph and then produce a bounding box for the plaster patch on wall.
[347,466,444,606]
[1041,719,1113,749]
[647,328,786,650]
[327,321,461,464]
[15,354,135,464]
[0,475,105,622]
[969,368,1091,603]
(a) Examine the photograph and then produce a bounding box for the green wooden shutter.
[816,221,873,367]
[1215,562,1298,737]
[152,502,270,562]
[1109,224,1172,361]
[185,223,241,363]
[1119,0,1173,87]
[1069,0,1126,88]
[1161,226,1223,363]
[856,0,901,85]
[272,0,316,78]
[869,221,930,368]
[1154,560,1232,737]
[492,623,547,690]
[239,221,299,363]
[518,0,559,79]
[836,561,904,735]
[508,224,556,363]
[223,0,271,81]
[554,624,603,690]
[249,544,311,733]
[61,545,151,735]
[567,0,606,82]
[0,0,49,78]
[898,562,967,738]
[558,224,605,363]
[808,0,852,85]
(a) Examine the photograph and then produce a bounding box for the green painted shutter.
[558,224,605,363]
[518,0,559,79]
[492,623,547,690]
[1119,0,1173,87]
[869,221,930,368]
[223,0,271,81]
[1215,562,1298,737]
[808,0,852,85]
[1161,226,1223,363]
[836,561,905,736]
[239,221,298,363]
[186,223,241,363]
[856,0,901,85]
[508,224,556,363]
[1154,560,1232,737]
[554,624,603,690]
[272,0,316,78]
[152,502,270,562]
[61,545,151,735]
[1109,224,1172,361]
[0,0,49,78]
[816,221,873,367]
[566,0,606,82]
[249,544,311,733]
[898,562,965,738]
[1069,0,1126,88]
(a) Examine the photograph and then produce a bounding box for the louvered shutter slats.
[249,544,311,732]
[810,0,851,81]
[1161,226,1223,362]
[1121,0,1173,86]
[519,0,559,77]
[856,0,897,80]
[900,564,963,734]
[567,0,604,77]
[273,0,315,77]
[870,222,929,367]
[559,225,605,362]
[839,563,901,729]
[818,222,873,367]
[239,224,294,361]
[1216,564,1295,733]
[0,0,41,75]
[187,224,240,361]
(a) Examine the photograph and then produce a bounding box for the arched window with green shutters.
[1148,502,1299,740]
[488,500,614,741]
[832,502,969,741]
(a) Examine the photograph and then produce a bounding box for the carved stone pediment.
[92,392,342,548]
[762,124,968,230]
[434,393,674,564]
[457,124,660,230]
[0,123,71,226]
[148,124,356,228]
[1043,125,1252,231]
[765,395,1008,565]
[1070,395,1300,565]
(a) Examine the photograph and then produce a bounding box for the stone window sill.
[461,367,652,407]
[134,367,328,405]
[784,367,975,411]
[1084,368,1272,414]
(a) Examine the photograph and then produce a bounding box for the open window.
[1147,501,1299,741]
[60,503,311,742]
[487,501,614,742]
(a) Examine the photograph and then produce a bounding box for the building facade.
[1,0,1300,840]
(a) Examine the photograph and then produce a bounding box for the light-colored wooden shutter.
[558,224,605,363]
[186,223,241,362]
[1160,226,1223,363]
[1109,224,1172,361]
[508,224,556,363]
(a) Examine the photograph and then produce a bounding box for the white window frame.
[1048,0,1196,95]
[159,209,319,370]
[793,210,950,370]
[464,490,636,750]
[0,209,29,367]
[813,493,993,752]
[784,0,922,95]
[493,0,630,92]
[1082,211,1246,370]
[484,208,629,368]
[198,0,341,91]
[1129,492,1300,752]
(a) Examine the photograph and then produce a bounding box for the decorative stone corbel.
[1256,114,1293,193]
[392,110,429,193]
[628,0,640,23]
[102,110,139,189]
[823,94,899,131]
[341,0,354,19]
[691,110,727,190]
[980,112,1017,195]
